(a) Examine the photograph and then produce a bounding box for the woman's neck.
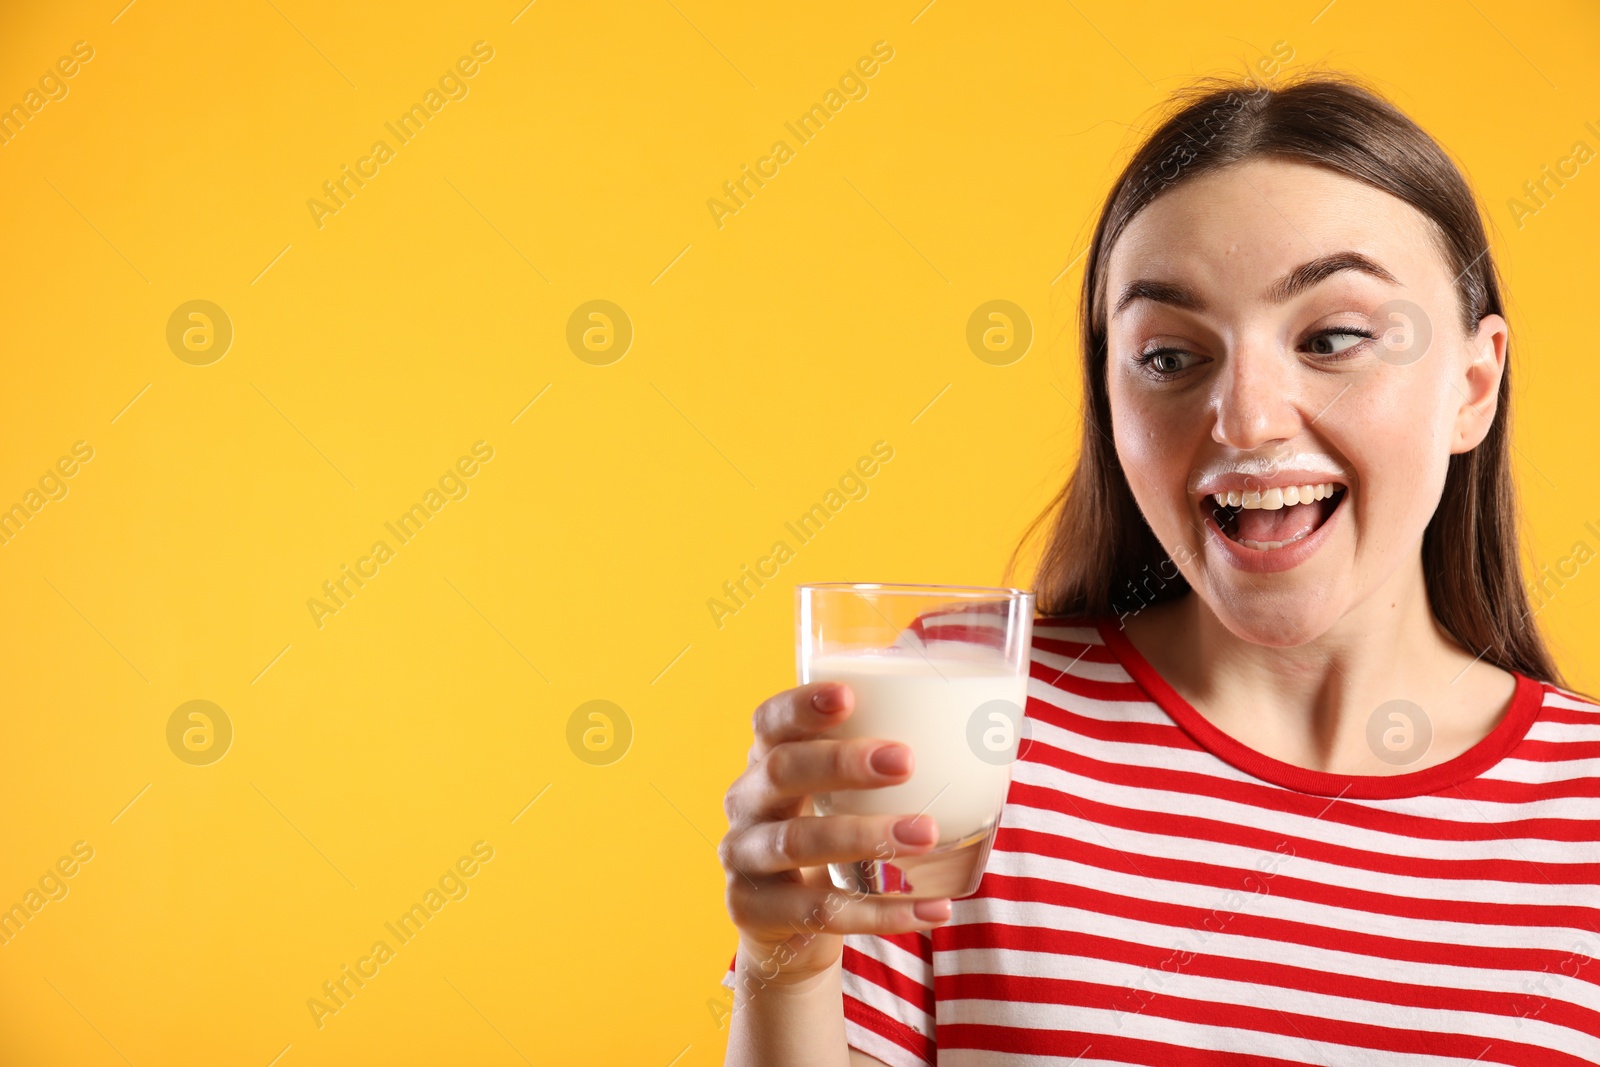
[1117,561,1518,776]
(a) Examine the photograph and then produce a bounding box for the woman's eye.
[1306,329,1373,356]
[1136,348,1199,376]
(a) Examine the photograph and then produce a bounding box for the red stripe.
[1540,705,1600,726]
[1512,739,1600,761]
[1453,776,1600,804]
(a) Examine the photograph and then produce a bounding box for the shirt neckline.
[1092,616,1546,799]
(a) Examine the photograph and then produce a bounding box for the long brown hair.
[1005,69,1568,687]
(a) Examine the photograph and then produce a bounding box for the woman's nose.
[1211,338,1302,451]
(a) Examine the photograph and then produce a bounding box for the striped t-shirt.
[724,614,1600,1064]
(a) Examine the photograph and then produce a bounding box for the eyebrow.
[1111,251,1402,319]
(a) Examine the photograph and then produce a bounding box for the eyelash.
[1134,328,1378,377]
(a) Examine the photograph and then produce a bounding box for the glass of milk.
[796,582,1034,899]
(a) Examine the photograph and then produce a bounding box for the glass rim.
[796,581,1033,600]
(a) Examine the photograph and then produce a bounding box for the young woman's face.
[1104,157,1506,645]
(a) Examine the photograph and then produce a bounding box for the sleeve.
[721,932,937,1066]
[839,929,938,1065]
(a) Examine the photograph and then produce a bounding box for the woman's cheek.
[1123,446,1196,553]
[1112,369,1206,547]
[1113,405,1170,505]
[1345,375,1454,539]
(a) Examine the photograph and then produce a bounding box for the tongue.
[1235,501,1320,544]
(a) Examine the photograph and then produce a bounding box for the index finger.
[748,681,853,762]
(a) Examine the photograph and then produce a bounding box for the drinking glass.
[796,582,1034,899]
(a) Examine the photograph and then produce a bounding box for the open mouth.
[1205,482,1347,551]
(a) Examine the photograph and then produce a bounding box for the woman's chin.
[1206,589,1345,649]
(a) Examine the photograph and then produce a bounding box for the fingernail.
[893,815,937,847]
[869,744,912,777]
[913,899,951,923]
[812,684,848,714]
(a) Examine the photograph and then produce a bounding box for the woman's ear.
[1450,313,1508,455]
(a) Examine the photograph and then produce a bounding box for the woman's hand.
[720,680,952,988]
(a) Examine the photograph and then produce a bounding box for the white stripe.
[1545,691,1600,714]
[1482,756,1600,784]
[1358,789,1600,824]
[1026,681,1171,726]
[1031,624,1104,643]
[1526,719,1600,742]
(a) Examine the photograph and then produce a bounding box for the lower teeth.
[1236,530,1309,551]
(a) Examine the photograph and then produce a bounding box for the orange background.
[1,1,1597,1063]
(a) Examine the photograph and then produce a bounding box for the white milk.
[807,650,1028,845]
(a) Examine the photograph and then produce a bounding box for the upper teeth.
[1211,483,1340,510]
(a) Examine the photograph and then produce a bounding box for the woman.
[719,71,1600,1064]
